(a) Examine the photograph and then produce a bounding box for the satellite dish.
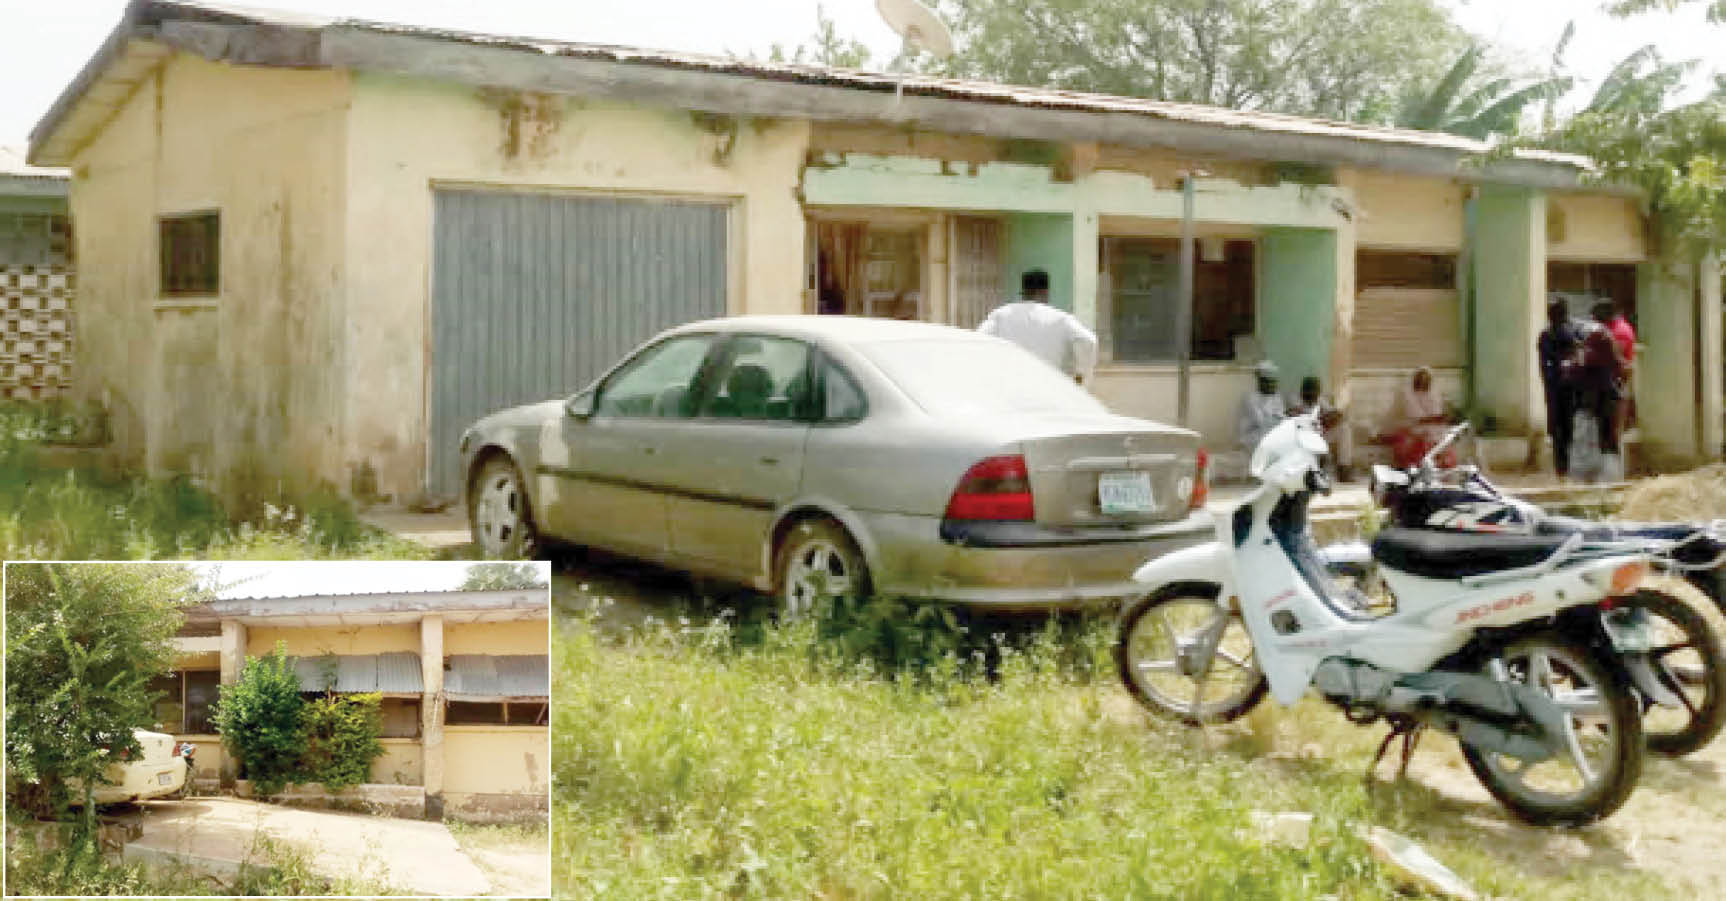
[877,0,953,60]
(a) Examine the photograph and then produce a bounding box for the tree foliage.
[1394,42,1572,139]
[211,643,306,796]
[927,0,1470,122]
[767,4,874,68]
[4,563,201,835]
[1527,47,1726,260]
[460,561,548,591]
[1605,0,1726,24]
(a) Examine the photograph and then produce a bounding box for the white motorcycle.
[1116,414,1652,826]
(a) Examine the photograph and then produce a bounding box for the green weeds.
[553,602,1675,900]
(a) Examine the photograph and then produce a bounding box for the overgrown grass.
[554,603,1675,900]
[3,820,399,896]
[0,408,440,560]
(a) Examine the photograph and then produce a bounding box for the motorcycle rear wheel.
[1460,634,1643,828]
[1116,585,1268,725]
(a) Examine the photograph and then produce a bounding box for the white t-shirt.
[977,301,1099,381]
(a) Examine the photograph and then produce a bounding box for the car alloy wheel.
[471,458,536,558]
[777,519,867,620]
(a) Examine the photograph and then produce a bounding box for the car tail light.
[944,455,1035,521]
[1189,449,1209,511]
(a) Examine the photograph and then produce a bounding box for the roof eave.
[30,0,1630,195]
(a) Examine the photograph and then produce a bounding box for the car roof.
[666,315,996,346]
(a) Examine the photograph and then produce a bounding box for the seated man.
[1236,361,1286,454]
[1288,376,1352,480]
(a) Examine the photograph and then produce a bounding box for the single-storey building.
[27,0,1723,504]
[165,586,549,821]
[0,146,74,401]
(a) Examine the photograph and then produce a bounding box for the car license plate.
[158,772,174,786]
[1098,471,1154,514]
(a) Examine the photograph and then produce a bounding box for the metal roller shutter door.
[429,189,728,497]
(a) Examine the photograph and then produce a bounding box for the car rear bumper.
[863,510,1214,610]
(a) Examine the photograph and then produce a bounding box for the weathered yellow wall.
[1090,367,1255,451]
[1340,169,1465,251]
[441,726,548,796]
[68,52,352,504]
[373,738,422,786]
[1547,193,1647,262]
[444,620,548,655]
[343,74,812,499]
[246,624,420,658]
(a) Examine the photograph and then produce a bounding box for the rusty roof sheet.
[444,654,549,701]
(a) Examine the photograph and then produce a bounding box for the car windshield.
[857,339,1106,417]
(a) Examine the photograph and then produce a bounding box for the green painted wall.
[1471,186,1544,433]
[1004,213,1075,312]
[1259,228,1337,392]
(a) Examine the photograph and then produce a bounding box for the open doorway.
[813,221,924,320]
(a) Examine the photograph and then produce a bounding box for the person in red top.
[1594,301,1636,439]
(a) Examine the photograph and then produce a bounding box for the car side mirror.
[565,391,595,419]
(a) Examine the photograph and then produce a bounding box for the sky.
[187,560,551,599]
[0,0,1721,151]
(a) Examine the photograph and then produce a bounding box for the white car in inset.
[67,730,194,806]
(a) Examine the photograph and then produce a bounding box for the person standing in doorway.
[1597,300,1637,440]
[1576,308,1626,479]
[1537,297,1582,477]
[978,269,1099,384]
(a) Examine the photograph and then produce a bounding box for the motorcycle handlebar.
[1419,421,1471,472]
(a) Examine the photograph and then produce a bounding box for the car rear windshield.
[858,339,1106,417]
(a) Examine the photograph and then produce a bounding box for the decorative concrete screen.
[0,212,73,399]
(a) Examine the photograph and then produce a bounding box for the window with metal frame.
[159,212,220,296]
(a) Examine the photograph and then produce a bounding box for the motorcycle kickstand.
[1365,718,1423,784]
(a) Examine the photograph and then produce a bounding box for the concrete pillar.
[1072,206,1100,331]
[1470,186,1546,433]
[218,620,247,785]
[1636,257,1719,468]
[1259,227,1340,392]
[1701,253,1723,459]
[420,614,445,819]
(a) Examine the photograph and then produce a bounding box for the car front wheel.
[469,456,538,559]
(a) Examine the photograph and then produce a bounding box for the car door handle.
[760,456,780,466]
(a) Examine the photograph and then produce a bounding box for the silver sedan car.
[460,316,1211,614]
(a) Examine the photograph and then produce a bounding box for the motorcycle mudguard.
[1130,541,1234,606]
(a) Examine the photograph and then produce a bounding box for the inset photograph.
[4,560,550,897]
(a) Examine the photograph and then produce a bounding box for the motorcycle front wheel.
[1116,586,1268,725]
[1460,634,1643,828]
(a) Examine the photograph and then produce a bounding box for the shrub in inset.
[299,692,385,790]
[212,644,305,795]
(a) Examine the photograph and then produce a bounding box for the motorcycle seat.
[1370,527,1570,580]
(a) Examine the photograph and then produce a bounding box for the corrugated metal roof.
[444,654,549,701]
[289,652,423,694]
[26,0,1605,188]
